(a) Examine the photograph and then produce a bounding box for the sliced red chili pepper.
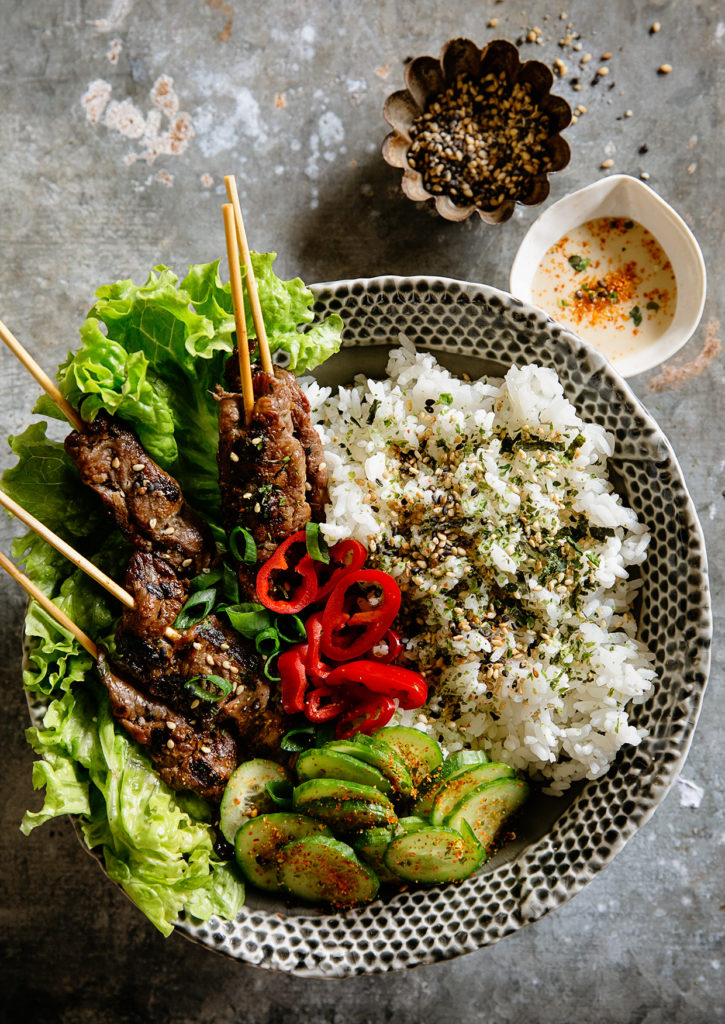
[256,530,319,614]
[369,628,403,665]
[321,569,401,661]
[325,660,427,710]
[314,538,367,600]
[334,695,396,739]
[278,643,309,714]
[304,611,334,685]
[304,684,350,723]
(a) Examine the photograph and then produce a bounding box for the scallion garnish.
[255,627,281,657]
[265,780,293,807]
[280,725,316,752]
[225,602,273,638]
[173,588,216,629]
[305,522,330,564]
[184,674,233,701]
[568,254,591,272]
[188,566,223,592]
[275,613,307,644]
[229,525,257,564]
[263,654,281,682]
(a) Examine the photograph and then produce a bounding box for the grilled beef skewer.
[216,360,329,568]
[65,411,216,576]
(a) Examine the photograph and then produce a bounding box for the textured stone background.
[1,1,723,1021]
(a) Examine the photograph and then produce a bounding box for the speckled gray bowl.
[29,276,711,976]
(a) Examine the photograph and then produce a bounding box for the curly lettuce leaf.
[23,684,244,936]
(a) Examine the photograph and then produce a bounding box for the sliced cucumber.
[413,749,491,819]
[234,812,332,892]
[377,726,443,786]
[325,735,413,798]
[293,776,393,808]
[219,758,290,844]
[430,762,515,826]
[394,816,429,835]
[384,822,484,883]
[351,827,398,883]
[278,835,380,905]
[301,796,397,832]
[296,747,394,797]
[446,777,530,852]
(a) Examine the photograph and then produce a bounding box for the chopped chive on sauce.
[628,305,643,327]
[567,254,591,272]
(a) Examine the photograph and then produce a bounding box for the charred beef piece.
[115,553,287,755]
[97,650,237,802]
[65,411,215,576]
[217,362,328,565]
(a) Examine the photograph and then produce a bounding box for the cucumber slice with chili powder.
[351,827,398,884]
[413,750,491,820]
[384,822,484,883]
[394,816,429,835]
[429,763,516,827]
[325,735,413,797]
[293,776,393,808]
[295,748,394,798]
[446,777,530,852]
[234,812,332,892]
[376,727,444,786]
[278,836,380,906]
[300,796,397,832]
[219,758,290,844]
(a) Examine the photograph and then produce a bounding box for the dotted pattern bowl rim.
[24,275,711,977]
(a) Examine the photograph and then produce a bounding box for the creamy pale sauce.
[531,217,677,363]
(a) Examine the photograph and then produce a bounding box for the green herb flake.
[646,300,660,311]
[439,393,453,405]
[628,306,643,327]
[568,254,591,273]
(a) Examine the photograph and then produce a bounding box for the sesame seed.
[191,699,200,708]
[243,492,252,498]
[650,21,661,33]
[220,642,230,650]
[111,457,121,469]
[166,721,176,730]
[658,64,672,75]
[132,463,145,472]
[192,642,202,650]
[200,745,211,754]
[206,654,215,666]
[230,451,240,462]
[600,158,614,169]
[166,739,175,749]
[181,558,192,567]
[596,66,609,76]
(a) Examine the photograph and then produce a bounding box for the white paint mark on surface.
[676,777,704,808]
[604,140,616,156]
[82,74,194,165]
[715,21,725,42]
[191,71,267,157]
[300,25,316,43]
[91,0,134,32]
[305,132,320,179]
[81,78,112,125]
[107,38,122,64]
[318,110,344,148]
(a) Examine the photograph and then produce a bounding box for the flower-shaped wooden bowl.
[383,38,572,224]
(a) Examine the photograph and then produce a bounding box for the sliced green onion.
[222,562,240,605]
[230,525,257,564]
[314,721,337,747]
[255,627,281,657]
[305,522,330,564]
[265,780,293,807]
[174,588,217,629]
[263,653,281,682]
[184,674,233,702]
[188,566,223,592]
[225,602,273,638]
[280,725,316,753]
[275,613,307,644]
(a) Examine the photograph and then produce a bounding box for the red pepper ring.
[325,660,428,711]
[321,568,402,662]
[334,695,396,739]
[278,643,309,714]
[304,684,351,723]
[314,538,367,600]
[304,611,334,685]
[256,530,319,614]
[369,628,403,665]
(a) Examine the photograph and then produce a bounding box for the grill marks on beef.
[216,365,328,565]
[97,651,237,802]
[64,411,215,576]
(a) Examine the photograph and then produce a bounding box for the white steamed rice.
[302,341,656,794]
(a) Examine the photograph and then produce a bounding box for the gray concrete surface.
[1,1,723,1021]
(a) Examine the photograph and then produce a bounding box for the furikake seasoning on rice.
[304,341,656,795]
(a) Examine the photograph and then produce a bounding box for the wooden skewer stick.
[223,202,255,424]
[0,549,98,658]
[0,316,84,432]
[224,175,273,375]
[0,489,182,642]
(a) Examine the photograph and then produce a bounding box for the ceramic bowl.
[25,276,711,975]
[509,175,707,377]
[382,38,572,223]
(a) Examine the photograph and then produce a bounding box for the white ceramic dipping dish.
[509,174,706,377]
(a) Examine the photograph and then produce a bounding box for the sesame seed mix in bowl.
[303,340,656,795]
